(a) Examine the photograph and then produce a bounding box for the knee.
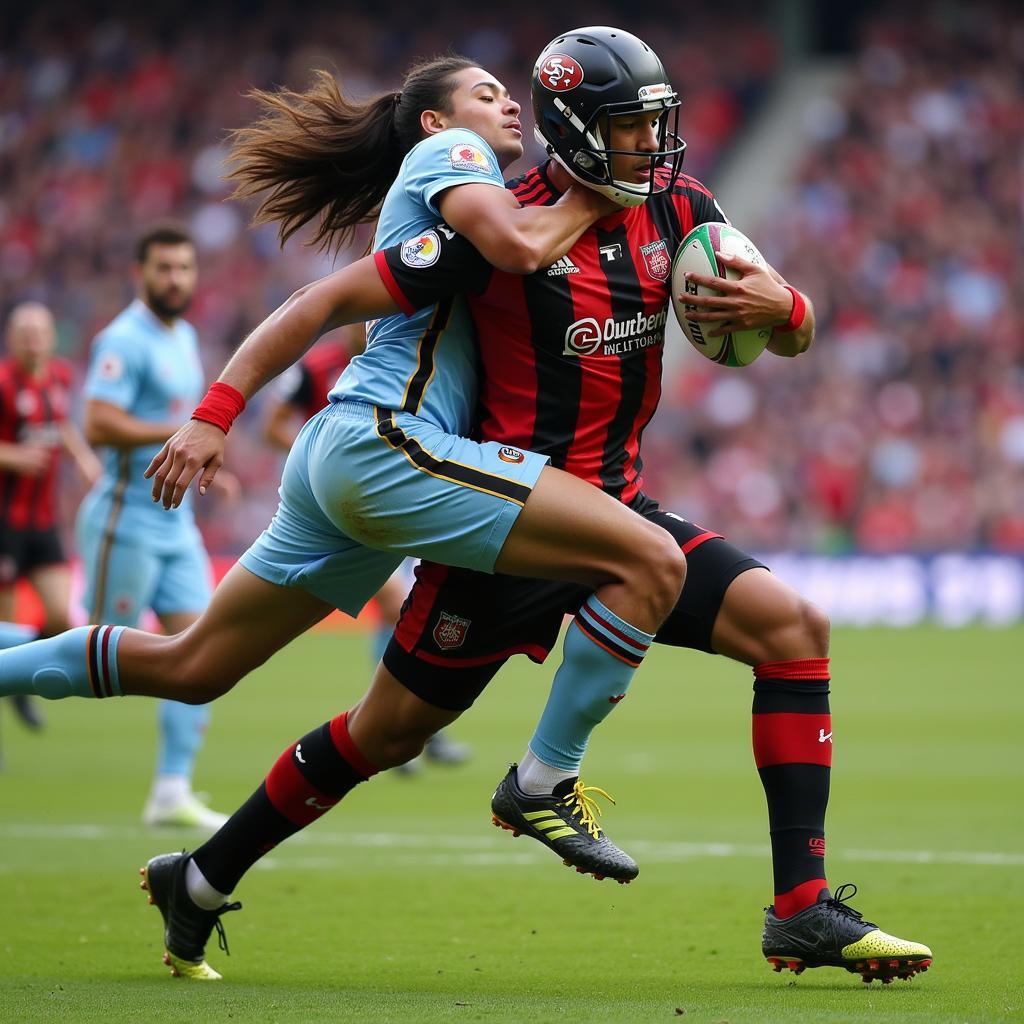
[800,599,831,658]
[635,528,687,615]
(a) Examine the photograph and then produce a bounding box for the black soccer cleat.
[490,764,638,883]
[762,883,932,983]
[140,852,241,980]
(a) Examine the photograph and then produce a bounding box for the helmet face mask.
[532,27,687,207]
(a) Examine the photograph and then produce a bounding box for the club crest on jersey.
[538,54,584,92]
[15,390,38,417]
[433,611,471,650]
[639,239,670,282]
[400,231,441,269]
[449,143,492,174]
[498,446,525,464]
[97,353,124,381]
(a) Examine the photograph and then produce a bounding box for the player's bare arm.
[438,181,615,274]
[146,253,400,509]
[0,440,50,476]
[58,421,102,485]
[682,253,815,354]
[83,400,183,449]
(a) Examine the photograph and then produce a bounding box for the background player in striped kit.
[262,327,470,771]
[0,302,100,740]
[77,222,236,830]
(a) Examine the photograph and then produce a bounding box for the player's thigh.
[495,465,685,588]
[79,529,159,625]
[711,568,830,665]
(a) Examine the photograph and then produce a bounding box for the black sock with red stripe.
[752,658,832,918]
[191,710,377,894]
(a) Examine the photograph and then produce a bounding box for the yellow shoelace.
[560,780,616,840]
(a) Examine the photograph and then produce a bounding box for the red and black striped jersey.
[0,357,73,529]
[472,162,724,503]
[377,161,725,503]
[282,340,353,422]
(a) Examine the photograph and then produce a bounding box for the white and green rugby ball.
[671,223,772,366]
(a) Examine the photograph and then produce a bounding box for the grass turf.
[1,626,1021,1023]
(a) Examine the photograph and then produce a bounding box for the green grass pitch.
[1,626,1022,1023]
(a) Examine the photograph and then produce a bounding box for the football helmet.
[532,26,686,207]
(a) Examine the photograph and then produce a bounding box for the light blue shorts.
[240,401,549,616]
[78,519,213,624]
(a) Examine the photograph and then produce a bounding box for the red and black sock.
[752,658,832,918]
[191,710,377,894]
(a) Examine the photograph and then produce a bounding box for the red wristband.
[192,382,246,434]
[775,286,807,333]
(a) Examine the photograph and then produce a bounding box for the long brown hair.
[227,56,477,253]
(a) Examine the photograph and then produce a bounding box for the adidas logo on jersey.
[546,255,579,276]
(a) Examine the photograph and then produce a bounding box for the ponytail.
[228,56,476,253]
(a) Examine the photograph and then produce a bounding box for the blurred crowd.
[0,0,775,552]
[646,4,1024,553]
[2,2,1020,554]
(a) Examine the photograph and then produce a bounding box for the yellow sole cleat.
[763,883,932,983]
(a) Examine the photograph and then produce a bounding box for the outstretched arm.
[145,254,400,509]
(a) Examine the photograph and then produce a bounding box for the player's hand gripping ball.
[671,223,773,366]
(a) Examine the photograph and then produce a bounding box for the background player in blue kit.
[77,222,234,830]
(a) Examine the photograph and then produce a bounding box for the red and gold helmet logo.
[538,54,584,92]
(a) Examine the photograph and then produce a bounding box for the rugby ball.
[671,223,773,366]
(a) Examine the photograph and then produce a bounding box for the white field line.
[0,822,1021,868]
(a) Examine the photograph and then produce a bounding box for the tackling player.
[77,223,233,830]
[262,328,469,770]
[0,302,100,733]
[0,54,688,977]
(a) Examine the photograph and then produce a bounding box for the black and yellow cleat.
[490,764,638,883]
[140,852,241,980]
[762,883,932,983]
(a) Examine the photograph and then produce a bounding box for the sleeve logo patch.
[538,54,584,92]
[97,353,124,381]
[400,230,441,269]
[448,143,492,174]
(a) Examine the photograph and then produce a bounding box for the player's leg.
[492,466,686,798]
[141,539,227,830]
[142,660,466,979]
[0,562,332,703]
[0,582,44,732]
[710,568,931,979]
[315,412,685,799]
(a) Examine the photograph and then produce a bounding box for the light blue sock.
[157,699,211,777]
[0,622,38,649]
[528,595,654,772]
[370,626,391,667]
[0,625,125,699]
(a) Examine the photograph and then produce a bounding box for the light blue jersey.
[330,128,505,432]
[80,299,204,550]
